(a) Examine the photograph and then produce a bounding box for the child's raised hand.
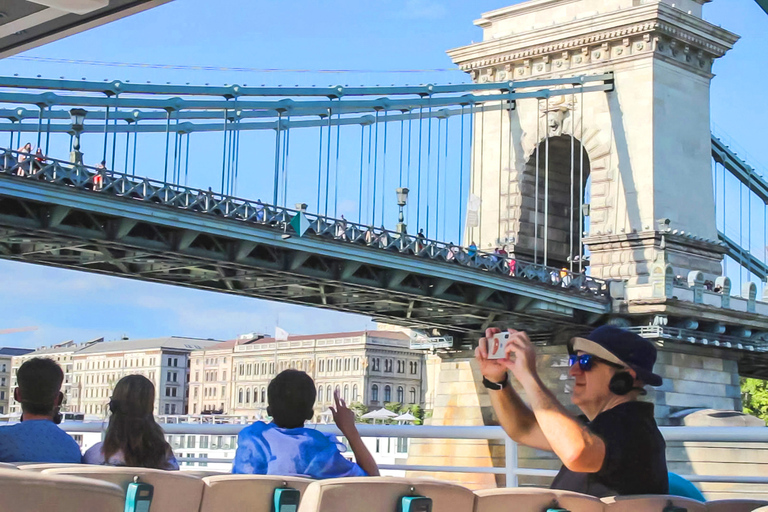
[330,389,356,435]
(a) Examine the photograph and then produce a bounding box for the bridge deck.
[0,151,609,344]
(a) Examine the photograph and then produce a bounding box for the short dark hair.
[267,370,316,428]
[17,358,64,415]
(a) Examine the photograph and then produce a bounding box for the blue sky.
[0,0,766,348]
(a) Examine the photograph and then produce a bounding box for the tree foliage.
[741,378,768,423]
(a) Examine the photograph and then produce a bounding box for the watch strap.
[482,373,509,390]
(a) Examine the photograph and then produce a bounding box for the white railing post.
[504,436,518,488]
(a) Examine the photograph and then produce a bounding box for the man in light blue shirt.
[233,369,378,479]
[0,358,81,463]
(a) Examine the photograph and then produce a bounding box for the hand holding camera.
[475,328,538,385]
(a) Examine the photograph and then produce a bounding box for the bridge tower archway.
[451,0,738,284]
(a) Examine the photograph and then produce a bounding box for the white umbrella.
[361,408,398,423]
[393,411,417,422]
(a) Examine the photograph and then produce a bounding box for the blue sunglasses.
[569,353,624,372]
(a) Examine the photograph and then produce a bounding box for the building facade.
[187,340,239,415]
[0,348,33,415]
[69,337,222,417]
[8,340,92,415]
[227,330,426,420]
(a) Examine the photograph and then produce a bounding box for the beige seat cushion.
[602,495,708,512]
[0,463,18,470]
[298,477,475,512]
[706,500,768,512]
[200,474,314,512]
[0,467,124,512]
[180,470,228,478]
[475,487,604,512]
[44,466,205,512]
[16,462,83,472]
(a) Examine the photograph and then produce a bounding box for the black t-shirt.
[550,401,668,497]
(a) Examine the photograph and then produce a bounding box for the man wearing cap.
[476,325,667,497]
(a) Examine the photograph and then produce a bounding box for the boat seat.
[200,474,313,512]
[15,462,83,472]
[602,495,707,511]
[43,465,205,512]
[706,500,768,512]
[0,467,124,512]
[297,477,475,512]
[475,487,604,512]
[0,463,18,470]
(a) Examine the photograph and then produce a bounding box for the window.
[319,360,324,373]
[326,385,332,401]
[411,361,419,375]
[194,387,199,398]
[397,437,408,453]
[199,454,208,467]
[187,436,196,448]
[343,385,349,402]
[170,404,176,414]
[200,436,209,449]
[371,384,379,402]
[409,387,416,404]
[352,384,359,402]
[246,389,251,404]
[260,387,266,403]
[353,358,359,371]
[397,386,404,404]
[193,404,197,413]
[238,388,243,404]
[318,386,323,403]
[344,358,350,371]
[164,404,170,414]
[335,359,341,372]
[384,385,391,403]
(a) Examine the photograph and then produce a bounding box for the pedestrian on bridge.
[476,325,667,497]
[16,142,31,176]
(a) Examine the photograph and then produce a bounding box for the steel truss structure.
[0,150,609,344]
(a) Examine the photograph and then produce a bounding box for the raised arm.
[502,331,606,473]
[476,329,552,451]
[330,390,380,476]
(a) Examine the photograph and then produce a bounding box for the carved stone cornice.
[448,2,738,80]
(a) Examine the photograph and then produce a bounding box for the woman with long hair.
[83,375,178,470]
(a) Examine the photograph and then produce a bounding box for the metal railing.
[59,422,768,487]
[0,148,608,298]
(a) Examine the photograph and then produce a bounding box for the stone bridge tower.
[406,1,768,497]
[448,0,738,285]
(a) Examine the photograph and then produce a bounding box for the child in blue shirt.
[233,370,379,479]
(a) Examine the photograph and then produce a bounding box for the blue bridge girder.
[0,150,610,344]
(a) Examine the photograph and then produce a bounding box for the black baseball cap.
[568,325,663,386]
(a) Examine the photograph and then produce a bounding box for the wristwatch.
[482,373,509,390]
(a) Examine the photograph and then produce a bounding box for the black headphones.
[609,371,647,396]
[608,371,635,395]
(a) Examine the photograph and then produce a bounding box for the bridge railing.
[59,422,768,487]
[0,147,608,298]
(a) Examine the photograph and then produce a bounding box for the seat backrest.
[43,466,205,512]
[0,463,18,470]
[603,495,708,512]
[752,507,768,512]
[475,487,605,512]
[200,474,314,512]
[707,500,768,512]
[180,470,229,479]
[0,467,125,512]
[15,462,83,472]
[298,477,475,512]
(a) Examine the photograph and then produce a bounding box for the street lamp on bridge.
[69,108,87,165]
[396,187,409,234]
